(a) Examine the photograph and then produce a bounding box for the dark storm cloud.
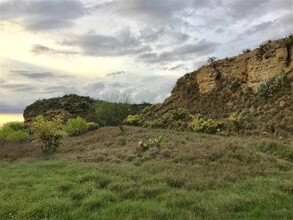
[138,40,218,63]
[0,0,86,30]
[63,29,151,56]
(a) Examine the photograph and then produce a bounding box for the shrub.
[0,122,29,144]
[142,108,191,130]
[87,122,99,131]
[65,116,88,136]
[242,49,251,53]
[188,116,222,134]
[258,71,288,97]
[2,121,26,131]
[124,114,141,126]
[228,113,244,131]
[94,101,130,131]
[31,115,66,153]
[138,136,163,152]
[6,130,29,143]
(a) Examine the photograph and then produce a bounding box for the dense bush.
[94,101,130,127]
[124,114,141,126]
[143,108,190,130]
[65,116,88,136]
[188,116,222,134]
[258,71,288,97]
[0,122,29,144]
[87,122,99,131]
[31,115,66,153]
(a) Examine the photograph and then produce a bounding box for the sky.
[0,0,292,115]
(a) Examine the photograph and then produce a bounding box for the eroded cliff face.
[177,39,293,95]
[143,37,293,135]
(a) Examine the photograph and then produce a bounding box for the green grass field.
[0,127,292,219]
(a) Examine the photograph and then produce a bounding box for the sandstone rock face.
[193,39,293,94]
[143,37,293,136]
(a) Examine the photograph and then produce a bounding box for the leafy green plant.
[188,116,222,134]
[258,71,288,97]
[0,122,29,144]
[87,122,99,131]
[138,136,163,151]
[65,116,88,136]
[6,130,29,143]
[143,108,190,130]
[31,115,66,153]
[228,113,244,131]
[124,114,141,126]
[94,101,130,132]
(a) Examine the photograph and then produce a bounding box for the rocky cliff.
[143,36,293,136]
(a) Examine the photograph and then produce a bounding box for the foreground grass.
[0,127,292,219]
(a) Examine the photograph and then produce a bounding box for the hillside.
[23,94,150,125]
[141,36,293,136]
[0,126,292,219]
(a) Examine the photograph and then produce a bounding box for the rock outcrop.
[23,94,96,125]
[143,37,293,136]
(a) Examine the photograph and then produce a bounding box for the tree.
[93,93,131,132]
[30,115,66,153]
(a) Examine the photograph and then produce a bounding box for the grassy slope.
[0,126,292,219]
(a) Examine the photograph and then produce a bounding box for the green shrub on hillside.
[0,122,29,144]
[65,116,88,136]
[228,113,244,131]
[188,116,222,134]
[31,115,66,153]
[143,108,190,130]
[124,114,141,126]
[94,101,130,127]
[258,71,288,97]
[87,122,99,131]
[138,136,163,152]
[2,121,26,131]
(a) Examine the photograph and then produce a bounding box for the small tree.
[31,115,66,153]
[94,93,131,132]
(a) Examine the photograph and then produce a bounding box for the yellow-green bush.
[0,122,29,144]
[65,116,88,136]
[142,108,190,130]
[228,113,244,131]
[188,117,222,134]
[87,122,99,131]
[138,136,163,151]
[31,115,66,153]
[124,114,141,126]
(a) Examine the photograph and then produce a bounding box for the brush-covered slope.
[23,94,150,125]
[142,36,293,136]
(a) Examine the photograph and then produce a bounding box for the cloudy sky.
[0,0,292,114]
